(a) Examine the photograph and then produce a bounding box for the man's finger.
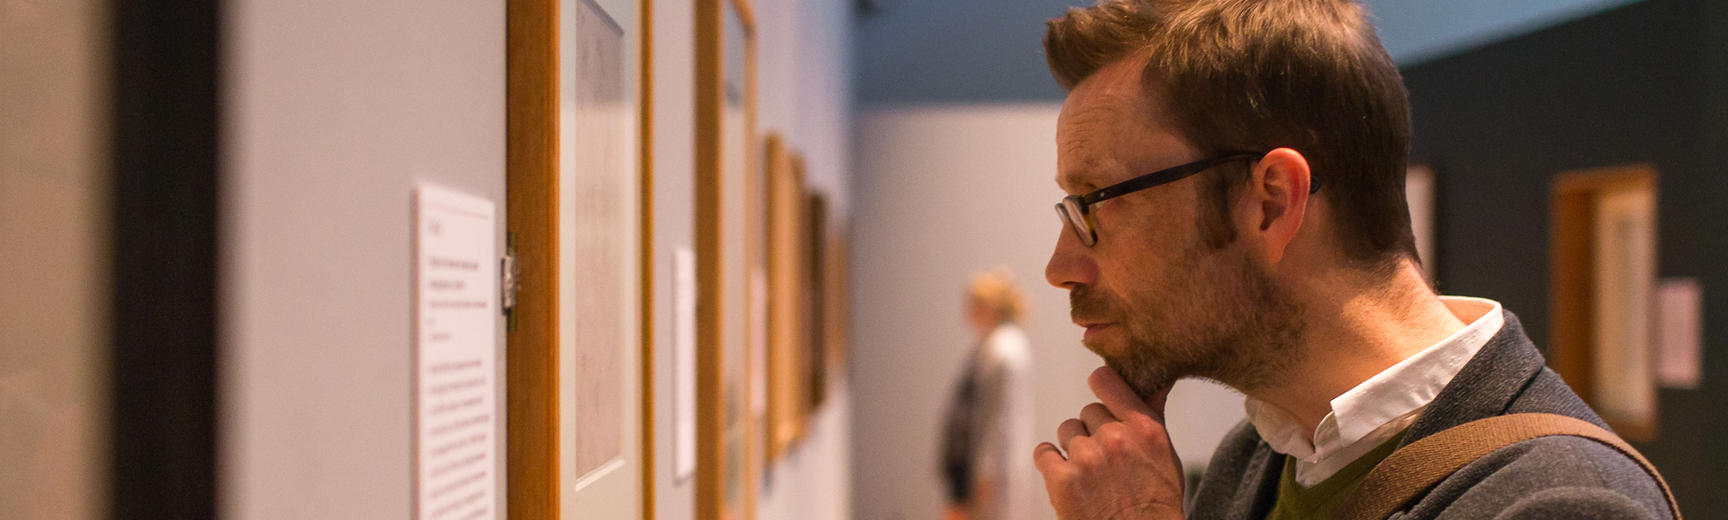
[1032,441,1067,476]
[1056,418,1087,452]
[1088,366,1156,419]
[1079,401,1116,432]
[1145,380,1174,421]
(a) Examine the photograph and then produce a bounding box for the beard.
[1071,244,1306,400]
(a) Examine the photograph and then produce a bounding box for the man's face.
[1045,57,1304,399]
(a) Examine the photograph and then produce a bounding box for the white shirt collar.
[1243,296,1504,484]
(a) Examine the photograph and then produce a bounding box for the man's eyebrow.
[1056,172,1099,193]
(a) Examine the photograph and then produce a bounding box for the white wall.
[849,105,1246,520]
[650,0,855,518]
[219,1,506,518]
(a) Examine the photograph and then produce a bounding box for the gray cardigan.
[1188,311,1676,519]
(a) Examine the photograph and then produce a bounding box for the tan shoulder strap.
[1339,413,1681,520]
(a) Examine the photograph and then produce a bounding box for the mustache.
[1068,286,1115,323]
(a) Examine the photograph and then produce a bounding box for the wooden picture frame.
[803,179,829,413]
[505,0,652,517]
[822,207,850,379]
[764,135,805,463]
[695,0,758,518]
[1550,164,1659,440]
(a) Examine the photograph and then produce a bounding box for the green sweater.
[1263,430,1408,520]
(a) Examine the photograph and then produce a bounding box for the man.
[1030,0,1676,519]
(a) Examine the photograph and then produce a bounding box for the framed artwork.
[821,206,850,377]
[1406,165,1438,280]
[764,135,805,463]
[695,0,758,518]
[1549,164,1659,440]
[804,181,829,412]
[504,0,651,517]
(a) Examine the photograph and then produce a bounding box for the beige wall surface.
[0,0,111,518]
[649,0,856,518]
[219,1,506,518]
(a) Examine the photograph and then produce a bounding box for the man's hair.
[1045,0,1418,267]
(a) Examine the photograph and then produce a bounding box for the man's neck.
[1244,261,1467,437]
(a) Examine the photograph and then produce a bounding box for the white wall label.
[413,184,498,520]
[673,246,698,482]
[1657,278,1704,389]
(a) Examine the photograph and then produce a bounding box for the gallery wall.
[213,0,852,517]
[0,0,111,516]
[218,1,507,518]
[852,0,1647,106]
[216,0,854,518]
[650,0,856,519]
[1401,0,1728,515]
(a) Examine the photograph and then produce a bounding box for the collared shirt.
[1244,296,1504,487]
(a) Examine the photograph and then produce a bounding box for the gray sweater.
[1188,310,1676,519]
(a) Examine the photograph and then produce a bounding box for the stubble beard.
[1075,245,1307,400]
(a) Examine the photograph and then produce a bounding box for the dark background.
[1403,0,1728,515]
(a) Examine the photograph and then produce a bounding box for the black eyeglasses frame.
[1054,151,1317,247]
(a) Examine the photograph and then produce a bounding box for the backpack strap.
[1339,413,1680,520]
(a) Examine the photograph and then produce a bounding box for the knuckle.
[1127,415,1165,439]
[1094,424,1130,450]
[1067,439,1100,466]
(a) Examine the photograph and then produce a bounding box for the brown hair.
[1045,0,1417,267]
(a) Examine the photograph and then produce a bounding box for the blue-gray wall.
[1401,1,1728,514]
[853,0,1645,106]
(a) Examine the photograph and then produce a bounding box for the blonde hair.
[968,268,1029,325]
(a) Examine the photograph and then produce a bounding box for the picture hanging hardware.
[500,244,520,317]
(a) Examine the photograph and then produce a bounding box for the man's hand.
[1033,366,1185,519]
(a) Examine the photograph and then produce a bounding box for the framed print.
[764,135,805,463]
[822,207,850,374]
[504,0,650,517]
[696,0,758,518]
[1549,164,1658,440]
[803,183,829,412]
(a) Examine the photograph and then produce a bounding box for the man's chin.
[1102,355,1175,401]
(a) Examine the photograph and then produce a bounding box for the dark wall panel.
[1402,0,1725,516]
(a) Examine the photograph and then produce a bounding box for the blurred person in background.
[1030,0,1678,519]
[940,269,1037,520]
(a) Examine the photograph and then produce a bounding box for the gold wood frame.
[505,1,560,517]
[696,0,757,518]
[1550,164,1659,441]
[507,0,655,517]
[639,0,656,515]
[763,135,803,462]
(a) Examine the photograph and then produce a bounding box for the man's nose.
[1045,225,1096,290]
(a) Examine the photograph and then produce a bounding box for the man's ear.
[1237,148,1311,264]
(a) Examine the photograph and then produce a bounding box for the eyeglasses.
[1054,151,1317,247]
